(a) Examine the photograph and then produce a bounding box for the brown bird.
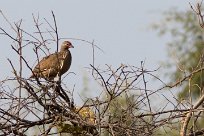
[30,41,74,80]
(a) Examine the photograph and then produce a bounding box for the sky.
[0,0,197,105]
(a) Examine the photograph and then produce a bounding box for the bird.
[30,41,74,80]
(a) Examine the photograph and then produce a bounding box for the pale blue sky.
[0,0,195,105]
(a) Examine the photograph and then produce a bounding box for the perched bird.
[30,41,74,80]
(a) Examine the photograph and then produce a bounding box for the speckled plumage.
[30,41,74,80]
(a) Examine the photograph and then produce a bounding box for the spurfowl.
[30,41,74,80]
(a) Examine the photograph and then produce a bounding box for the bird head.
[60,41,74,51]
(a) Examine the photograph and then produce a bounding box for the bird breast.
[60,50,72,75]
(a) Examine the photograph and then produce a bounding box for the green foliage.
[153,7,204,100]
[108,94,136,125]
[152,6,204,135]
[101,93,142,136]
[153,124,180,136]
[57,122,82,134]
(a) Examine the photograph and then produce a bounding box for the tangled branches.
[1,8,204,136]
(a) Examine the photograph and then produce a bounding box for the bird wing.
[33,52,65,74]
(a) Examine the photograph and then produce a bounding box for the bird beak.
[70,44,74,48]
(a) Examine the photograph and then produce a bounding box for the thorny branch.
[1,8,204,136]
